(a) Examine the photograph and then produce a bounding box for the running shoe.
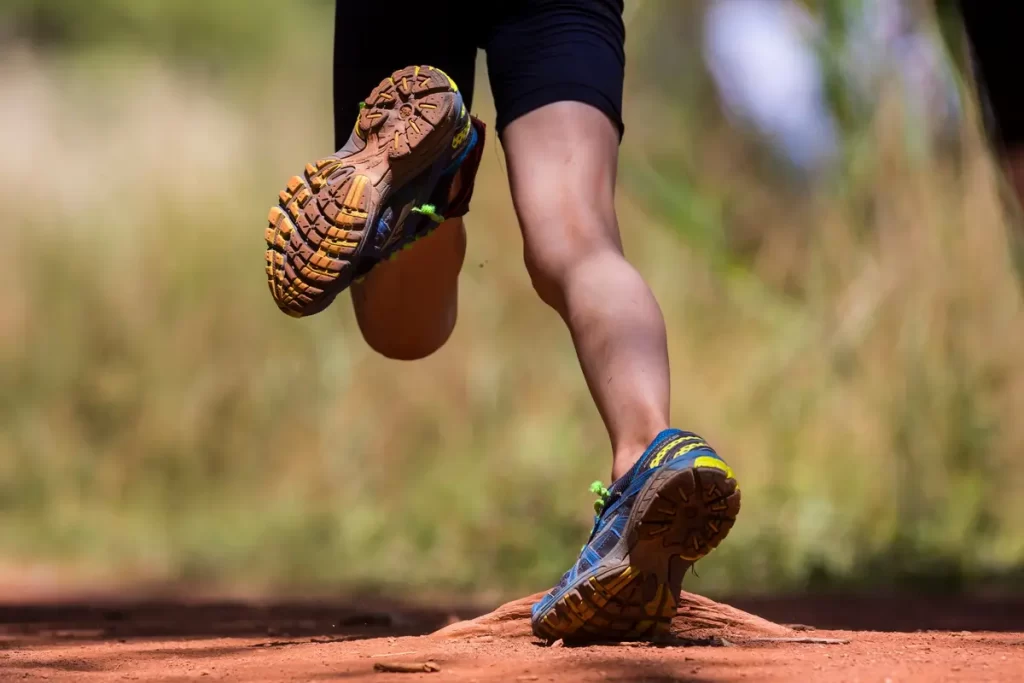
[531,429,741,641]
[265,65,485,317]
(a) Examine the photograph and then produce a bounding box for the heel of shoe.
[357,65,463,162]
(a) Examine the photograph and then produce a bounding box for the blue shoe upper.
[342,100,481,280]
[531,429,719,620]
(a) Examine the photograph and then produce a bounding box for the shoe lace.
[411,203,445,223]
[578,480,617,555]
[590,480,613,515]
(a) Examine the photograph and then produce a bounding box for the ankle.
[610,453,638,482]
[606,444,647,481]
[610,432,666,481]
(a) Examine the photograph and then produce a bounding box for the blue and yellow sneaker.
[265,64,485,317]
[531,430,741,642]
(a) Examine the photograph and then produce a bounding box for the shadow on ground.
[727,595,1024,632]
[0,598,473,644]
[3,592,1024,648]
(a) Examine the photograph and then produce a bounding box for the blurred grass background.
[1,0,1023,601]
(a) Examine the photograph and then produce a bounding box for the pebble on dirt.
[373,660,441,673]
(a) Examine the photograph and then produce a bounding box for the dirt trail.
[2,591,1023,682]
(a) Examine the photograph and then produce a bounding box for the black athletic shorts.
[332,0,626,150]
[958,3,1024,151]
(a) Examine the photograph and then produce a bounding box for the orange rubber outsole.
[264,65,464,318]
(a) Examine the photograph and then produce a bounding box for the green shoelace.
[590,480,613,514]
[411,203,445,223]
[580,480,614,555]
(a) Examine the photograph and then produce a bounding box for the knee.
[353,288,457,360]
[360,323,453,361]
[356,296,456,360]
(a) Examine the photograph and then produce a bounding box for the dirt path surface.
[2,591,1023,682]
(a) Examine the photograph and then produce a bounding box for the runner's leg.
[486,0,670,480]
[333,2,479,359]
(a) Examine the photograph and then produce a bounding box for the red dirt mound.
[434,590,793,641]
[3,591,1024,681]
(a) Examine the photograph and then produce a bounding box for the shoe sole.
[265,65,467,318]
[532,459,741,641]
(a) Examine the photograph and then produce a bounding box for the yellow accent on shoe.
[452,116,472,149]
[645,435,730,478]
[344,174,367,209]
[603,566,635,593]
[644,584,665,617]
[669,440,710,463]
[694,455,735,482]
[648,435,711,470]
[431,66,458,92]
[647,436,692,469]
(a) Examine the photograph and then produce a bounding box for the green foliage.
[1,1,1022,599]
[0,0,332,68]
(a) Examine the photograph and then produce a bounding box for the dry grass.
[1,29,1023,599]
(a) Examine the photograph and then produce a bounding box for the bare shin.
[503,102,671,480]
